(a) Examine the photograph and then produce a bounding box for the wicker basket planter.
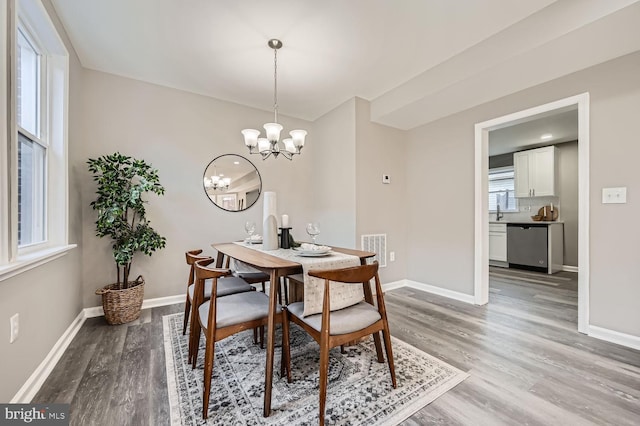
[95,276,145,325]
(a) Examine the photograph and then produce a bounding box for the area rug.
[163,313,468,425]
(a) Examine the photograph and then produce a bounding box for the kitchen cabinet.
[489,223,507,262]
[514,146,557,197]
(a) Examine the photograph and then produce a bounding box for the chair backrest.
[194,258,232,283]
[308,262,383,314]
[185,249,211,286]
[309,262,378,283]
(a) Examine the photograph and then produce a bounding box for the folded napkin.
[299,243,330,251]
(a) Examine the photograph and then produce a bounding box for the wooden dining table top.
[211,242,376,272]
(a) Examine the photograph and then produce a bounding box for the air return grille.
[361,234,387,267]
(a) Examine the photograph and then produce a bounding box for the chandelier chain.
[273,47,278,123]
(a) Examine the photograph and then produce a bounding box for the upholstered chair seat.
[286,301,381,335]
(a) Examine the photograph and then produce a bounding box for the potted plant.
[88,152,167,324]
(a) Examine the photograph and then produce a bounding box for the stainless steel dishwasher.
[506,223,548,270]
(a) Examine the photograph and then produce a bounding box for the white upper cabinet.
[513,146,556,197]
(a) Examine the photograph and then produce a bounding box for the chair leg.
[253,327,258,344]
[188,295,200,362]
[202,338,216,419]
[282,277,289,305]
[191,321,202,369]
[372,331,385,363]
[381,326,397,388]
[318,337,330,426]
[259,325,265,349]
[280,310,291,382]
[277,280,283,306]
[261,282,266,293]
[340,345,346,354]
[182,295,191,335]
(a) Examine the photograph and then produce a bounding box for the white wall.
[308,99,357,248]
[79,70,315,306]
[355,98,408,283]
[407,51,640,337]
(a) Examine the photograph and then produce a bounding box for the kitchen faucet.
[496,203,504,221]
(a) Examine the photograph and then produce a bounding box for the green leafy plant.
[88,153,166,289]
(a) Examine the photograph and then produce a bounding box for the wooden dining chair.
[284,262,396,426]
[192,258,291,420]
[183,250,254,362]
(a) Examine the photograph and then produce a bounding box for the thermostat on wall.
[382,174,391,184]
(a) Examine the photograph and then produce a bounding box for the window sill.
[0,244,77,282]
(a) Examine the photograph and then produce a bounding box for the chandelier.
[241,39,307,160]
[204,173,231,191]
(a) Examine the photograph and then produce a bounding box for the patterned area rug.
[163,313,468,425]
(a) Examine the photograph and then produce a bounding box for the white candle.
[550,202,554,212]
[282,214,289,228]
[543,206,547,217]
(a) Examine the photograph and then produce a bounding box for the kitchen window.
[0,0,74,280]
[489,166,518,212]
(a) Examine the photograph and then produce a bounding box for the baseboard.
[562,265,579,273]
[381,280,407,293]
[588,325,640,351]
[12,293,186,402]
[404,280,476,304]
[84,294,184,318]
[11,311,86,403]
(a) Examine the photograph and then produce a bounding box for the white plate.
[245,239,263,244]
[294,247,331,255]
[296,251,332,257]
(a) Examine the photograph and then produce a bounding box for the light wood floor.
[34,269,640,425]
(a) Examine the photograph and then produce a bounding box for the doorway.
[474,93,590,333]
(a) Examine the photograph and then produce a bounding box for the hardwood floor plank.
[32,270,640,425]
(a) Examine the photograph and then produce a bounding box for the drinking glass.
[306,222,320,244]
[244,221,256,242]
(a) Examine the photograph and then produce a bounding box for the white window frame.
[0,0,75,282]
[488,166,518,213]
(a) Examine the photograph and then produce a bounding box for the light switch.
[602,187,627,204]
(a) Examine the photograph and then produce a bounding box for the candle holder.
[279,227,292,249]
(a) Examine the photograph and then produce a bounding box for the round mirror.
[203,154,262,212]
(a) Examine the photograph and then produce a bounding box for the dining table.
[211,242,377,417]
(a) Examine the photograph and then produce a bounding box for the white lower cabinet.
[489,223,507,262]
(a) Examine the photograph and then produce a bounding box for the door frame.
[474,93,590,333]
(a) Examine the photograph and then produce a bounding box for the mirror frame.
[203,154,262,212]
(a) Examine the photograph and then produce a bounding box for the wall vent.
[361,234,387,267]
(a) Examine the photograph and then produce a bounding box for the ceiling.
[51,0,640,129]
[489,108,578,156]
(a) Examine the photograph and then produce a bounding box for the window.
[0,0,74,280]
[17,25,47,247]
[489,166,518,212]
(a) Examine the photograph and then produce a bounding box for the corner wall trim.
[562,265,579,273]
[10,311,86,403]
[84,294,185,318]
[404,280,476,304]
[588,325,640,351]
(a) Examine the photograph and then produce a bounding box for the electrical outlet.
[389,251,396,262]
[10,313,19,344]
[382,174,391,184]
